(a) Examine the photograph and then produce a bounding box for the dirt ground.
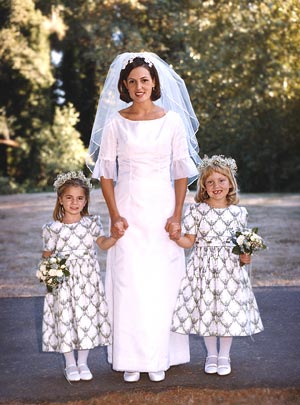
[0,190,299,298]
[3,388,300,405]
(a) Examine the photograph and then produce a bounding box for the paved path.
[0,286,299,404]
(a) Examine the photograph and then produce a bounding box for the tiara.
[122,54,153,70]
[199,155,237,174]
[53,171,93,191]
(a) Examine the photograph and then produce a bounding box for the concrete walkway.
[0,286,299,404]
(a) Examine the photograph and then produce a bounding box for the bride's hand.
[111,216,128,239]
[168,222,181,240]
[165,216,181,240]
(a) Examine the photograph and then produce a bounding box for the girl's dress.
[171,203,264,336]
[93,111,198,372]
[42,215,111,353]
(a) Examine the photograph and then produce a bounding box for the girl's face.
[59,186,87,220]
[204,171,231,206]
[124,66,155,103]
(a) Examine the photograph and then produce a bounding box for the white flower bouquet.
[36,254,70,293]
[232,227,267,256]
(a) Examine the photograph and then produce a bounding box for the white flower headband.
[122,53,153,70]
[199,155,238,175]
[53,171,93,191]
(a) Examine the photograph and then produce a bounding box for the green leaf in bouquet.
[232,246,241,255]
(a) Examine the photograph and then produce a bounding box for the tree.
[183,0,300,191]
[47,0,300,191]
[0,0,86,189]
[1,0,299,191]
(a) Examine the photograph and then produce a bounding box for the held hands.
[165,216,181,241]
[240,253,251,266]
[169,223,181,241]
[111,216,129,239]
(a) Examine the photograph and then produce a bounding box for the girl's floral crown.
[122,54,153,70]
[53,171,93,191]
[199,155,238,175]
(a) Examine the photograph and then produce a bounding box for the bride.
[87,52,200,383]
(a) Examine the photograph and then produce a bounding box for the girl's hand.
[42,251,53,258]
[240,253,251,265]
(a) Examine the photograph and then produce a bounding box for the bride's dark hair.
[118,57,161,103]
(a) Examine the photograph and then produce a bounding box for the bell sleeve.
[171,112,199,181]
[92,121,118,180]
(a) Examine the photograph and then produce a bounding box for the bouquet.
[232,227,267,256]
[36,254,70,293]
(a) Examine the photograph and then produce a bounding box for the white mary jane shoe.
[217,356,231,376]
[123,371,140,382]
[204,355,218,374]
[78,363,93,381]
[148,371,165,382]
[64,364,80,382]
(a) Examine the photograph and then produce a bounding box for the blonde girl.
[171,155,264,376]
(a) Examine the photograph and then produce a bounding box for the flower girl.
[171,155,264,376]
[40,171,119,382]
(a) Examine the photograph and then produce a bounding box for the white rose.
[56,270,63,278]
[49,269,57,277]
[39,264,47,272]
[237,235,245,245]
[49,257,57,264]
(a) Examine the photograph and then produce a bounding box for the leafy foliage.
[0,0,299,192]
[0,0,85,190]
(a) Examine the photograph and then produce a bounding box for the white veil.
[86,52,201,182]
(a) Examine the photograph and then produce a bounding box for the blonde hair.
[195,157,239,205]
[53,178,90,221]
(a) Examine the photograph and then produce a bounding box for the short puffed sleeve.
[239,206,248,228]
[90,215,105,240]
[182,204,200,235]
[42,223,57,252]
[92,120,118,180]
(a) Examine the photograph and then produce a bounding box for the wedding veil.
[86,52,201,183]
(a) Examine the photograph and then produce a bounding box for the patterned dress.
[171,203,264,337]
[42,215,112,353]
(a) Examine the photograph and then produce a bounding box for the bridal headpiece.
[122,54,153,70]
[53,171,93,191]
[199,155,237,175]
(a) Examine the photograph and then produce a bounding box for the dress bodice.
[92,111,198,183]
[42,215,104,259]
[183,203,248,247]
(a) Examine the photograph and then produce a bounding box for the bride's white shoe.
[148,371,165,382]
[123,371,140,382]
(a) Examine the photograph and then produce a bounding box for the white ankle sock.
[204,336,218,357]
[219,337,233,358]
[64,351,76,368]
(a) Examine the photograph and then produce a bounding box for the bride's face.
[124,66,155,103]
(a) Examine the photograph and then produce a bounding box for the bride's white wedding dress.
[93,110,198,372]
